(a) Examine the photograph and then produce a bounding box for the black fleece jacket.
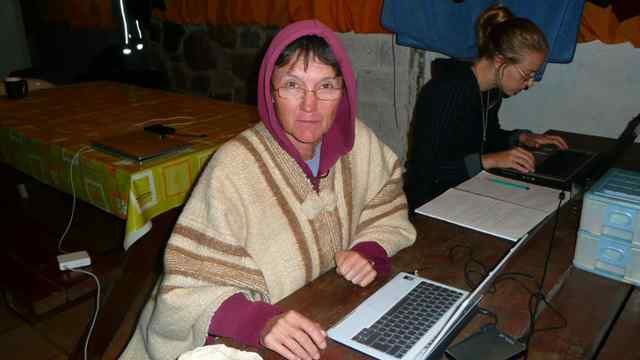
[404,58,526,211]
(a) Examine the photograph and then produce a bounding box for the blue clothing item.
[382,0,586,77]
[305,141,322,177]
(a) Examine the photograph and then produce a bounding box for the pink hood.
[257,20,357,185]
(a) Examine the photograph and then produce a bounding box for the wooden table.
[0,82,257,340]
[0,81,259,248]
[244,131,640,360]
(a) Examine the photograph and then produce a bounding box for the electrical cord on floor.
[64,267,101,360]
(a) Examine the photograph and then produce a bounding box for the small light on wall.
[119,0,144,55]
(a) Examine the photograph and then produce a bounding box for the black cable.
[495,275,567,339]
[522,191,565,359]
[447,244,492,291]
[477,306,498,326]
[443,230,570,344]
[513,275,567,333]
[440,192,567,357]
[539,192,565,293]
[496,271,535,283]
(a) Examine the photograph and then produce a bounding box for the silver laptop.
[329,235,530,360]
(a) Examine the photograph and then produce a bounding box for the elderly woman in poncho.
[122,20,416,360]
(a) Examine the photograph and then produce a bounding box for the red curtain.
[46,0,639,47]
[286,0,386,32]
[156,0,289,27]
[46,0,114,29]
[151,0,386,32]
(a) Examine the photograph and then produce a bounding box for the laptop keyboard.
[351,281,464,358]
[536,150,593,178]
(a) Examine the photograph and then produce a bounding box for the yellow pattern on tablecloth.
[0,82,258,248]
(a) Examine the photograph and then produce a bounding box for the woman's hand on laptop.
[335,250,377,287]
[482,148,535,173]
[519,133,568,150]
[260,310,327,360]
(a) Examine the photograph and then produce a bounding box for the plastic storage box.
[574,168,640,285]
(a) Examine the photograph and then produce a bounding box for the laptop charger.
[57,251,92,271]
[445,324,525,360]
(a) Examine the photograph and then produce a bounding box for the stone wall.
[144,18,279,104]
[143,18,428,160]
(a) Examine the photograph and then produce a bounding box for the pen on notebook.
[488,178,530,190]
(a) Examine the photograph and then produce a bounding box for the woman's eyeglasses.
[512,64,537,86]
[274,78,343,101]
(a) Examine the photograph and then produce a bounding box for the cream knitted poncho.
[121,119,416,359]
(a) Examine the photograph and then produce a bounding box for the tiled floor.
[0,294,94,359]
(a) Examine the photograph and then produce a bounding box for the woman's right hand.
[260,310,327,360]
[481,147,535,173]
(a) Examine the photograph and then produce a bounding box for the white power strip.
[57,251,92,271]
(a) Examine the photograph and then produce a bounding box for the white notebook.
[415,171,567,242]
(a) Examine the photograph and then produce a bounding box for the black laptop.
[492,114,640,190]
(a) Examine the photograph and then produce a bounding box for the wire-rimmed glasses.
[512,64,537,87]
[273,78,343,101]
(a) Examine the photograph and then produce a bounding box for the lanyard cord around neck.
[479,89,490,155]
[472,63,491,155]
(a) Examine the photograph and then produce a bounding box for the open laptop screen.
[579,113,640,187]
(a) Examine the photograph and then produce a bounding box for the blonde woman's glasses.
[513,64,537,86]
[274,78,343,101]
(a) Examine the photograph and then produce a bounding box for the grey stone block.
[359,101,406,158]
[184,30,217,71]
[264,26,280,47]
[171,62,191,90]
[337,33,396,69]
[191,72,211,95]
[239,26,264,49]
[163,21,185,54]
[148,18,163,44]
[231,50,261,81]
[142,42,170,84]
[210,70,238,91]
[214,47,233,71]
[357,69,395,104]
[209,25,237,49]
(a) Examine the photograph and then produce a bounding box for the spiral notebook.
[415,171,567,242]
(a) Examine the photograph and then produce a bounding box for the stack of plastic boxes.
[574,168,640,285]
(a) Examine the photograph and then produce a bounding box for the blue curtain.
[382,0,586,63]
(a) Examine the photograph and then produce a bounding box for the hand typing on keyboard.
[335,250,378,287]
[518,132,568,150]
[482,147,536,173]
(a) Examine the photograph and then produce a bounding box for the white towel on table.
[178,344,263,360]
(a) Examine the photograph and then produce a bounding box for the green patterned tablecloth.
[0,82,258,248]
